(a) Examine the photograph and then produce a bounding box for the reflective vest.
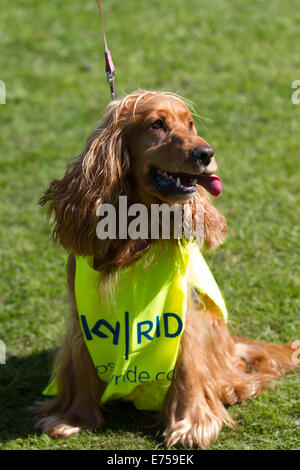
[43,240,227,410]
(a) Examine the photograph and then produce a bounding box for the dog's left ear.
[39,103,130,255]
[193,187,227,249]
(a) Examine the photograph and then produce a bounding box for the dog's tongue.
[197,174,222,197]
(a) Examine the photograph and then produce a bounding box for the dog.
[36,90,297,449]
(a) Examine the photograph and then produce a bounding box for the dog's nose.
[190,146,214,166]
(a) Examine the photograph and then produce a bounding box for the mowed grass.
[0,0,299,450]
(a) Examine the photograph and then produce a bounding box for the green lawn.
[0,0,299,450]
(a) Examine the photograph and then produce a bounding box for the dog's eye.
[150,119,164,130]
[189,120,194,130]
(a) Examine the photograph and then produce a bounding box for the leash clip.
[106,72,116,101]
[105,50,117,101]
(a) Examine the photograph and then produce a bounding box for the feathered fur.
[36,90,297,448]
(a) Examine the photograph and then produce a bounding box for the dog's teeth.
[162,171,168,179]
[191,179,197,185]
[176,177,181,187]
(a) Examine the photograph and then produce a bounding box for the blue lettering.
[155,315,161,337]
[126,366,137,383]
[114,374,123,384]
[163,313,183,338]
[138,371,150,383]
[156,371,165,381]
[91,319,120,345]
[137,320,153,344]
[82,312,182,351]
[124,311,129,360]
[96,364,107,374]
[80,315,93,341]
[80,315,120,344]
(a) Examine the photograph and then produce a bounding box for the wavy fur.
[37,90,297,448]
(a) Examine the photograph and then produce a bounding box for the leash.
[96,0,116,101]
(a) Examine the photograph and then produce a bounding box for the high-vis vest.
[43,240,227,410]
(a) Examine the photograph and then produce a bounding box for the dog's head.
[40,90,227,256]
[124,91,221,205]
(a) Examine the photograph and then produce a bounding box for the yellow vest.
[43,240,227,410]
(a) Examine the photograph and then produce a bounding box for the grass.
[0,0,299,450]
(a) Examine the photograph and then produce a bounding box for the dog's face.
[125,94,219,205]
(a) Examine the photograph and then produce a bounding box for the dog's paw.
[36,416,83,438]
[221,380,261,405]
[163,413,223,449]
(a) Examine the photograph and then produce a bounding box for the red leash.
[96,0,116,101]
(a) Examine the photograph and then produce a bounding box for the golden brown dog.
[36,90,296,448]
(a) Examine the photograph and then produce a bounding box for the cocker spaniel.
[36,90,296,448]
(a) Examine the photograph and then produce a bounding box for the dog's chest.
[75,241,227,410]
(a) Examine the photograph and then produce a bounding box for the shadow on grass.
[0,349,55,443]
[0,350,159,445]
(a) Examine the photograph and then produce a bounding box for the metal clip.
[107,72,116,100]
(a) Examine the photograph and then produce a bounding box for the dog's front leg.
[161,304,233,449]
[36,319,106,438]
[36,254,105,437]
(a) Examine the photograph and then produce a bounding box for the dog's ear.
[192,187,227,249]
[39,104,130,255]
